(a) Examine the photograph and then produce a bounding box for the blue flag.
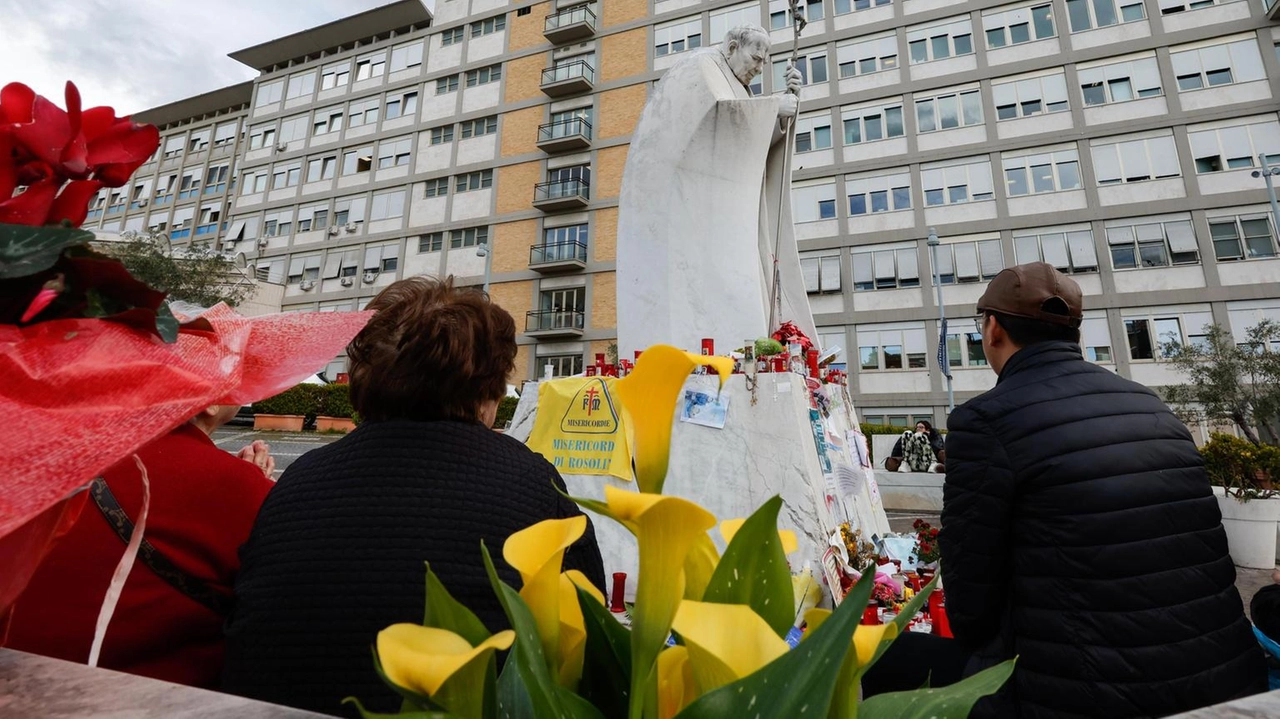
[939,318,952,380]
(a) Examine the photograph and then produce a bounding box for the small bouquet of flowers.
[910,519,941,568]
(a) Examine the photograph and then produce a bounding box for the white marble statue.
[616,25,819,357]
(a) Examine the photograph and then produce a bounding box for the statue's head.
[721,25,770,86]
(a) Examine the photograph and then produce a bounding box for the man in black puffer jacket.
[940,262,1265,718]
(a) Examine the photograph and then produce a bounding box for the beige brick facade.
[501,105,542,158]
[600,29,647,84]
[591,272,617,330]
[595,145,629,200]
[493,219,537,273]
[602,0,647,28]
[593,207,617,262]
[507,1,549,52]
[511,344,531,386]
[504,53,547,105]
[497,161,541,214]
[599,84,645,140]
[489,279,533,329]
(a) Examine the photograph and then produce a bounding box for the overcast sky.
[0,0,434,115]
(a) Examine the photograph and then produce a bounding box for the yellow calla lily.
[376,624,514,719]
[558,572,589,688]
[682,533,720,600]
[719,517,799,555]
[656,645,698,719]
[603,484,717,717]
[671,600,790,694]
[615,344,734,494]
[564,568,606,606]
[802,607,898,666]
[503,515,587,682]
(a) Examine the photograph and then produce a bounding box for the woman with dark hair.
[887,420,946,473]
[221,277,605,716]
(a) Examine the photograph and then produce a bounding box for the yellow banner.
[526,377,633,481]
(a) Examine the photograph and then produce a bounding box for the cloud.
[0,0,429,114]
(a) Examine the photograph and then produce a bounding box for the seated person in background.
[221,277,606,716]
[4,407,275,688]
[886,421,945,473]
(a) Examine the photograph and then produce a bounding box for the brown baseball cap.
[976,262,1083,328]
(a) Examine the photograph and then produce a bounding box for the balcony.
[544,4,597,44]
[536,118,593,154]
[526,309,585,338]
[529,239,588,272]
[540,60,595,97]
[533,178,591,211]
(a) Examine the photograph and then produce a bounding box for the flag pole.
[928,227,954,414]
[767,0,806,337]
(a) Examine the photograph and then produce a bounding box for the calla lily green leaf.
[719,518,798,555]
[656,646,698,719]
[682,533,720,600]
[614,344,734,494]
[671,601,790,694]
[802,609,897,667]
[702,496,795,637]
[858,659,1017,719]
[342,696,458,719]
[504,516,588,680]
[375,624,513,719]
[495,661,534,719]
[674,569,878,719]
[575,584,633,719]
[423,562,491,647]
[602,484,717,718]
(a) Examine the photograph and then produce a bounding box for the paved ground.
[210,425,343,480]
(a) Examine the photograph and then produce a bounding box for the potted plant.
[1202,433,1280,569]
[252,385,316,432]
[315,383,357,433]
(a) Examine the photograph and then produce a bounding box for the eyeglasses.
[973,316,985,334]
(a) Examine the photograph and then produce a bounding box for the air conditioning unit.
[300,279,316,291]
[362,270,378,284]
[344,224,357,234]
[327,225,340,236]
[275,142,289,152]
[136,198,148,207]
[257,238,269,249]
[340,276,355,287]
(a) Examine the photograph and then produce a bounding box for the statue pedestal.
[509,372,890,597]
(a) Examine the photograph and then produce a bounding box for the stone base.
[510,373,891,598]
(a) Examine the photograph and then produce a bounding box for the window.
[836,34,898,79]
[161,135,185,159]
[982,3,1055,48]
[286,71,316,100]
[441,27,464,46]
[1227,302,1280,352]
[377,137,412,169]
[287,254,322,285]
[710,2,761,44]
[992,71,1069,120]
[389,40,424,72]
[334,195,368,227]
[1065,0,1145,32]
[545,165,590,197]
[852,245,919,290]
[419,232,444,252]
[1160,0,1232,13]
[1106,216,1200,268]
[348,98,381,128]
[921,157,995,206]
[385,90,419,120]
[945,327,988,368]
[307,155,337,182]
[187,129,210,153]
[906,18,975,64]
[278,115,309,145]
[424,177,450,198]
[770,0,824,28]
[1079,56,1162,105]
[248,124,276,150]
[431,124,455,145]
[471,14,506,36]
[792,179,838,222]
[466,64,502,87]
[461,115,498,138]
[540,355,585,378]
[255,80,283,107]
[801,253,842,294]
[371,244,400,274]
[204,164,229,194]
[272,161,302,189]
[213,121,238,147]
[321,62,351,90]
[847,170,912,215]
[370,190,406,221]
[1002,148,1082,196]
[256,258,286,284]
[106,189,125,212]
[655,16,701,57]
[195,204,221,236]
[298,204,329,231]
[262,210,295,238]
[1124,308,1212,360]
[239,170,267,195]
[1013,228,1099,273]
[933,239,1004,283]
[455,169,493,192]
[857,324,928,370]
[1171,38,1267,92]
[1209,214,1277,261]
[842,101,905,145]
[541,224,589,260]
[1091,133,1180,184]
[355,52,387,81]
[450,226,489,248]
[1080,315,1114,362]
[342,146,374,175]
[915,88,983,132]
[312,107,344,135]
[773,50,828,88]
[436,75,459,94]
[836,0,892,13]
[1188,118,1280,174]
[178,171,200,199]
[169,206,195,239]
[795,113,833,153]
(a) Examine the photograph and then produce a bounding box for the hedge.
[317,383,355,419]
[253,384,322,419]
[494,395,519,429]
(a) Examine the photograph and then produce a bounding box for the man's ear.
[726,39,738,55]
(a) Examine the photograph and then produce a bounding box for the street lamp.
[1250,153,1280,243]
[927,227,955,414]
[476,242,492,293]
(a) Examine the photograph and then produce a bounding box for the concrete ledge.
[1168,689,1280,717]
[875,469,944,513]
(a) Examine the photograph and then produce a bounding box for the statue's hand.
[784,65,803,95]
[777,93,799,119]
